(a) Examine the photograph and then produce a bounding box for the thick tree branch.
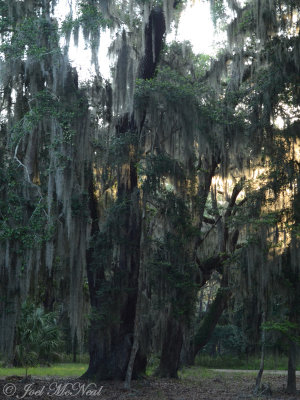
[193,279,231,357]
[202,216,216,224]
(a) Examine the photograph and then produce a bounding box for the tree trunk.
[180,335,195,367]
[83,163,145,381]
[124,200,146,389]
[157,318,183,378]
[83,3,171,382]
[193,286,231,359]
[73,331,77,363]
[83,326,145,380]
[254,312,265,394]
[286,340,297,394]
[83,252,147,381]
[124,332,139,389]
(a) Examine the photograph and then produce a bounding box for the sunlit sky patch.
[167,0,215,55]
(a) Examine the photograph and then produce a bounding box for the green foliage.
[263,320,300,345]
[71,191,89,218]
[196,353,299,370]
[147,192,198,322]
[237,9,255,33]
[107,131,138,166]
[0,162,50,249]
[210,0,226,27]
[101,199,132,242]
[79,1,112,31]
[61,1,112,45]
[14,302,62,371]
[10,90,81,147]
[202,324,248,356]
[8,89,87,177]
[135,66,202,109]
[163,192,197,237]
[0,17,59,61]
[161,41,211,78]
[0,1,10,33]
[135,58,238,135]
[139,152,186,194]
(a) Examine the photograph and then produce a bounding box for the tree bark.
[83,160,145,381]
[193,286,231,358]
[124,197,147,389]
[73,331,78,363]
[286,340,297,394]
[180,335,195,367]
[83,1,181,382]
[157,318,183,378]
[254,312,265,394]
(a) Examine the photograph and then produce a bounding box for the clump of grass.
[146,354,160,376]
[179,365,215,381]
[0,363,88,377]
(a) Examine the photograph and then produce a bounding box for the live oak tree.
[0,0,300,390]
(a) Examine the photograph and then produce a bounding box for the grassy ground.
[0,354,295,379]
[0,363,88,377]
[179,365,216,379]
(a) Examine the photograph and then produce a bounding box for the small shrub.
[14,301,62,375]
[202,324,247,357]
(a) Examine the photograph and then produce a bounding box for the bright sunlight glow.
[168,0,216,55]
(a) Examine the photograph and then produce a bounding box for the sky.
[167,0,215,54]
[59,0,216,81]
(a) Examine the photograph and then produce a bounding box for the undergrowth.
[195,354,299,370]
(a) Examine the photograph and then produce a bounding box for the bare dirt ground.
[0,371,299,400]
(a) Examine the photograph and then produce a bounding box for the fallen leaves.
[0,371,299,400]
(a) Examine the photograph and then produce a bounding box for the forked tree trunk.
[83,164,146,381]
